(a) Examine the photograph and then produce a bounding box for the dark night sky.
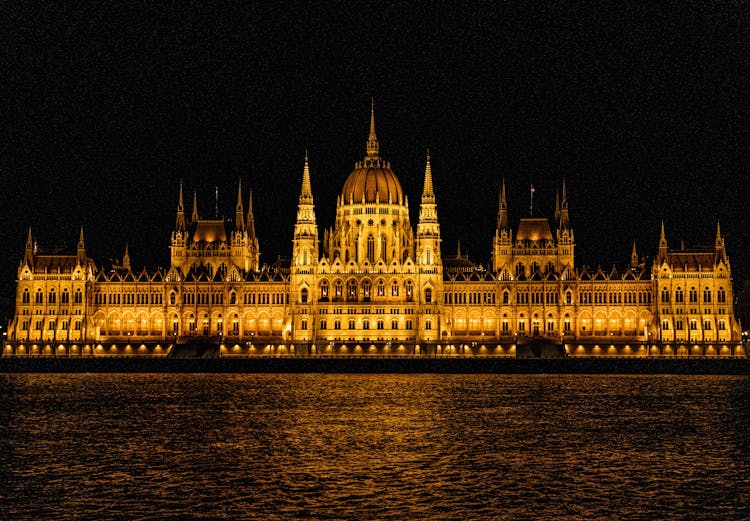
[2,2,749,316]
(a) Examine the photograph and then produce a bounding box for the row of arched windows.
[661,286,726,304]
[22,288,83,305]
[317,279,415,302]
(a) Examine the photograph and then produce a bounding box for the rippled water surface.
[1,374,749,520]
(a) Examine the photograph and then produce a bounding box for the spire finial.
[631,240,638,268]
[497,179,509,230]
[300,151,313,203]
[422,149,434,199]
[716,220,722,240]
[77,225,86,263]
[176,181,187,231]
[123,243,131,271]
[529,184,535,216]
[366,98,379,157]
[246,188,256,239]
[192,191,199,221]
[235,178,245,230]
[457,240,461,258]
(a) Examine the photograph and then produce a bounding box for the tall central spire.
[366,98,379,158]
[300,150,313,204]
[421,149,435,202]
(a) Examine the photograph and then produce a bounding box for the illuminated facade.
[5,106,744,357]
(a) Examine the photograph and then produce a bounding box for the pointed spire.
[631,241,638,268]
[235,179,245,231]
[191,191,199,221]
[366,98,379,158]
[659,221,666,245]
[558,178,570,229]
[657,221,668,264]
[457,240,461,258]
[299,150,313,203]
[123,243,131,271]
[555,191,560,220]
[24,226,33,264]
[421,149,434,201]
[176,181,186,231]
[715,220,726,260]
[529,184,535,216]
[497,179,509,230]
[77,226,86,264]
[246,188,256,238]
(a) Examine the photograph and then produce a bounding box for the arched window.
[717,287,726,303]
[391,281,399,297]
[503,291,509,305]
[689,287,697,303]
[377,280,385,297]
[661,288,670,303]
[22,289,30,304]
[229,291,237,305]
[301,288,308,303]
[48,289,56,304]
[405,280,413,301]
[35,289,43,304]
[424,288,432,303]
[675,287,683,303]
[367,235,375,264]
[703,287,712,303]
[61,289,69,304]
[321,280,329,300]
[347,280,357,301]
[565,291,572,305]
[335,280,343,299]
[169,292,176,305]
[362,280,371,299]
[75,289,83,304]
[381,236,387,262]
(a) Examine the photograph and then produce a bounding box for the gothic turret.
[292,151,319,269]
[235,179,245,231]
[491,179,513,272]
[24,226,33,266]
[175,181,186,232]
[657,221,668,265]
[415,151,442,337]
[631,241,639,268]
[77,226,87,265]
[122,244,131,272]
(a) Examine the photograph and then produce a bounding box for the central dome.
[340,101,404,205]
[341,157,404,204]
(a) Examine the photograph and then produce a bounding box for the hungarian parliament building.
[6,107,745,358]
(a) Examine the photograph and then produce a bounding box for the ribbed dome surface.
[341,157,404,205]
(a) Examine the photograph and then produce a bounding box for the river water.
[1,374,748,520]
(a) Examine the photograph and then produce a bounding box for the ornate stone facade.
[5,106,744,357]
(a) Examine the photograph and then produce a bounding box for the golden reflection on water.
[1,374,749,520]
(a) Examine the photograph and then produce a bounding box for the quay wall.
[1,357,749,375]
